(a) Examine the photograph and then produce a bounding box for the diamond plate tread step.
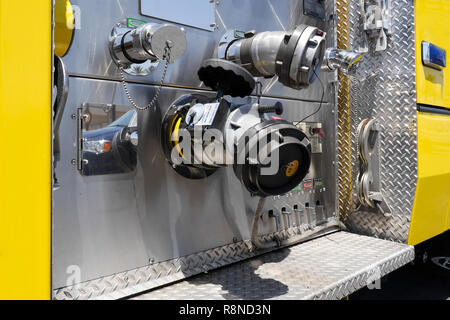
[130,231,414,300]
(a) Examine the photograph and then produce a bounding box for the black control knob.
[258,102,283,115]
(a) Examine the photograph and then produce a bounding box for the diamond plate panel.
[131,231,414,300]
[336,0,354,221]
[346,211,411,243]
[53,221,339,300]
[337,0,417,242]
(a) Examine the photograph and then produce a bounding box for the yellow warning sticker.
[286,160,299,177]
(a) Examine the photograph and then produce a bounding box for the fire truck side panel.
[409,0,450,245]
[0,0,52,299]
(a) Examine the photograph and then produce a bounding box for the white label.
[140,0,215,31]
[196,103,219,126]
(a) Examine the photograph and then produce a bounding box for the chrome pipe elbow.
[323,48,362,74]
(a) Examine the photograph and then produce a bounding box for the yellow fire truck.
[0,0,449,300]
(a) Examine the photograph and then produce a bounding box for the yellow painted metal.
[54,0,74,57]
[415,0,450,109]
[409,112,450,245]
[0,0,52,299]
[409,0,450,245]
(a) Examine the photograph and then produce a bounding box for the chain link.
[119,45,172,111]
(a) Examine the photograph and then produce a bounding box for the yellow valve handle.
[168,114,184,159]
[54,0,74,57]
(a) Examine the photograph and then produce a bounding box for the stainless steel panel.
[140,0,216,32]
[53,0,339,294]
[79,103,137,176]
[53,76,338,289]
[64,0,335,102]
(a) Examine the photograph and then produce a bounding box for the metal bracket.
[356,119,392,215]
[368,191,392,216]
[359,0,392,52]
[74,106,85,171]
[73,103,122,172]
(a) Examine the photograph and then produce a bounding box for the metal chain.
[119,45,171,111]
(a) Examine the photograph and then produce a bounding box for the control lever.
[315,203,326,223]
[258,102,283,116]
[281,207,292,229]
[293,204,303,226]
[305,203,316,227]
[268,210,281,233]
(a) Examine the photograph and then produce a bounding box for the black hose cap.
[198,59,255,97]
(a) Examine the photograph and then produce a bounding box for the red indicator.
[303,180,313,189]
[312,127,326,139]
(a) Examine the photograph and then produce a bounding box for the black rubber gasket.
[160,94,218,180]
[417,104,450,116]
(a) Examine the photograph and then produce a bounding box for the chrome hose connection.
[218,25,327,90]
[109,21,186,110]
[119,44,171,111]
[323,48,362,74]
